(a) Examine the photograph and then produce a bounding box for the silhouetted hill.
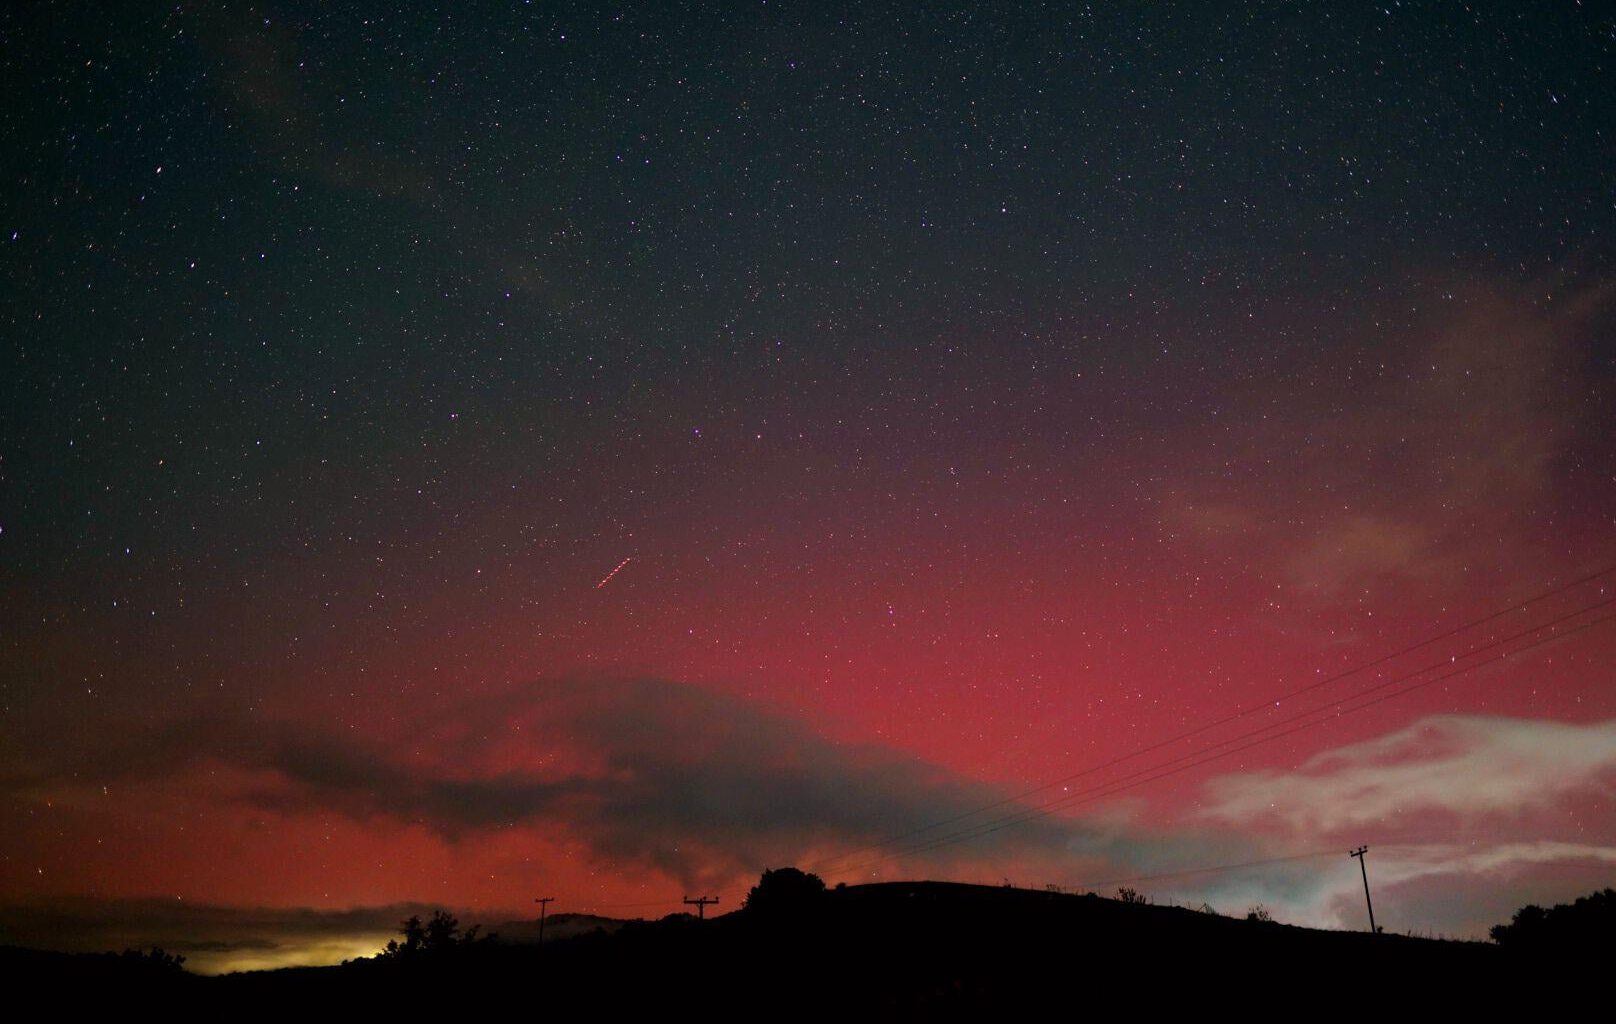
[0,944,195,991]
[11,881,1599,1015]
[491,911,627,944]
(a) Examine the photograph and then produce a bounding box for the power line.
[839,604,1616,872]
[826,599,1616,876]
[1066,849,1340,892]
[572,853,1335,911]
[558,570,1616,918]
[807,564,1616,876]
[571,896,723,911]
[826,586,1616,874]
[1047,604,1616,825]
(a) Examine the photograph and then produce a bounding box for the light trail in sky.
[595,557,633,589]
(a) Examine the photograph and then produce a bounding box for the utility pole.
[534,896,555,947]
[1349,846,1377,934]
[683,895,719,920]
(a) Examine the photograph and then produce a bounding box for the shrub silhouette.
[743,867,827,916]
[380,909,495,958]
[1490,888,1616,951]
[424,909,461,950]
[120,947,186,973]
[1116,887,1148,905]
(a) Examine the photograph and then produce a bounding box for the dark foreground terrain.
[6,881,1594,1016]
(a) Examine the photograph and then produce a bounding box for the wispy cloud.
[1164,276,1615,595]
[1373,841,1616,885]
[1198,715,1616,835]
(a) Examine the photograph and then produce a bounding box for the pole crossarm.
[683,896,720,920]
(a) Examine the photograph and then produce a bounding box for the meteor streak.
[595,557,632,589]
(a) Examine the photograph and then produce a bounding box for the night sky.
[4,1,1615,972]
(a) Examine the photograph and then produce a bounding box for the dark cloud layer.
[9,677,1181,887]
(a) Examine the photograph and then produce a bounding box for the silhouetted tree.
[380,909,496,959]
[382,914,426,958]
[1490,888,1616,951]
[743,867,827,916]
[120,947,186,973]
[424,909,460,951]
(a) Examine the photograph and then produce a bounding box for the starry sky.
[4,1,1616,972]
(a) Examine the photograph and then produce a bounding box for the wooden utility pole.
[1349,846,1377,934]
[535,896,555,947]
[683,895,719,920]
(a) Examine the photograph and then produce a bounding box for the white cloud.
[1199,715,1616,834]
[1101,841,1616,937]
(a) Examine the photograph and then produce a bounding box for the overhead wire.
[806,564,1616,875]
[898,606,1616,867]
[547,567,1616,916]
[1067,849,1342,893]
[822,586,1616,876]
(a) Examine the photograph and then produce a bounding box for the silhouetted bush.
[120,947,186,973]
[379,909,496,959]
[1246,905,1273,923]
[743,867,827,917]
[1116,887,1148,905]
[1490,888,1616,952]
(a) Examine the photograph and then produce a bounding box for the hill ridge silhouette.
[15,876,1611,1014]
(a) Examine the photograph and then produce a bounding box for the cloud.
[1163,276,1615,595]
[12,695,1613,950]
[1199,714,1616,834]
[1356,842,1616,937]
[6,677,1185,889]
[1373,841,1616,885]
[1055,835,1616,938]
[1081,716,1616,936]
